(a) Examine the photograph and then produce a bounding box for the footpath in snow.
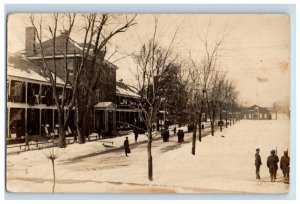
[6,119,290,193]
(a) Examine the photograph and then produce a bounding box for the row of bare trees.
[187,24,239,155]
[133,18,240,179]
[27,14,239,182]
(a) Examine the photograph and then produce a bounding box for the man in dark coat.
[280,151,290,184]
[255,148,262,179]
[124,137,130,157]
[267,150,279,182]
[133,124,139,143]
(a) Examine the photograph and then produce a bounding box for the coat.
[267,154,279,172]
[124,139,130,153]
[280,155,290,174]
[255,153,262,166]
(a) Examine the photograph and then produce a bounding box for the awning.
[94,102,116,110]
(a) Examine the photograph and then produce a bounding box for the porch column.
[105,110,108,132]
[25,108,27,134]
[39,109,42,135]
[7,108,10,138]
[113,110,116,133]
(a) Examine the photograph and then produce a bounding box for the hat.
[256,148,260,151]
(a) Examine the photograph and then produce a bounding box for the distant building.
[243,105,272,120]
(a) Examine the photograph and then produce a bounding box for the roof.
[116,81,140,99]
[246,105,271,113]
[24,34,117,70]
[25,35,83,58]
[7,54,65,84]
[94,102,116,110]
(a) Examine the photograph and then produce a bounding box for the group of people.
[255,148,290,183]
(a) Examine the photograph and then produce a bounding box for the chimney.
[25,27,37,55]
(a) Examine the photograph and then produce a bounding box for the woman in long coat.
[124,137,130,157]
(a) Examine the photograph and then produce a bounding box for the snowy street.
[6,118,290,193]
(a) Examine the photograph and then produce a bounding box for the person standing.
[267,150,279,182]
[124,137,131,157]
[280,151,290,184]
[255,148,262,179]
[134,128,139,143]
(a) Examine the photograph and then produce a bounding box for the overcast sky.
[7,14,290,107]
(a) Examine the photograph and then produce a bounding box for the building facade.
[6,27,141,144]
[243,105,272,120]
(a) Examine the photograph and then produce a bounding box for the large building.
[7,27,141,144]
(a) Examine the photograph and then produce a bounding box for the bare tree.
[74,14,137,144]
[41,142,64,192]
[30,13,77,148]
[197,21,229,136]
[187,58,202,155]
[30,14,137,146]
[133,18,180,180]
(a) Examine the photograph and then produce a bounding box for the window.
[27,109,40,135]
[41,85,54,106]
[9,108,25,138]
[10,80,25,103]
[27,82,40,105]
[67,61,74,76]
[95,89,101,102]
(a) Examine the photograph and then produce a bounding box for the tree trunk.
[78,117,86,144]
[57,110,66,148]
[57,126,66,148]
[210,120,214,136]
[75,109,86,144]
[225,111,228,128]
[219,108,222,132]
[198,110,202,142]
[51,159,56,193]
[179,112,182,127]
[191,119,197,155]
[147,131,153,181]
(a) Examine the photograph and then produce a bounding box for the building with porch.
[243,105,272,120]
[6,27,141,143]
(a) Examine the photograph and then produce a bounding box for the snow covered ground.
[6,118,290,194]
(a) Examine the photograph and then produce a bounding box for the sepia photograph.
[6,13,290,194]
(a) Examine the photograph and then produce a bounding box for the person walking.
[280,151,290,184]
[134,128,139,143]
[255,148,262,179]
[124,137,131,157]
[267,150,279,182]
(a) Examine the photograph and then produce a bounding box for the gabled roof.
[7,54,65,84]
[94,102,116,110]
[116,81,140,99]
[24,34,118,71]
[246,104,271,113]
[24,35,83,58]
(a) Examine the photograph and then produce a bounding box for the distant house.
[243,105,272,120]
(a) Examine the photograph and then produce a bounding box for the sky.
[7,14,290,107]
